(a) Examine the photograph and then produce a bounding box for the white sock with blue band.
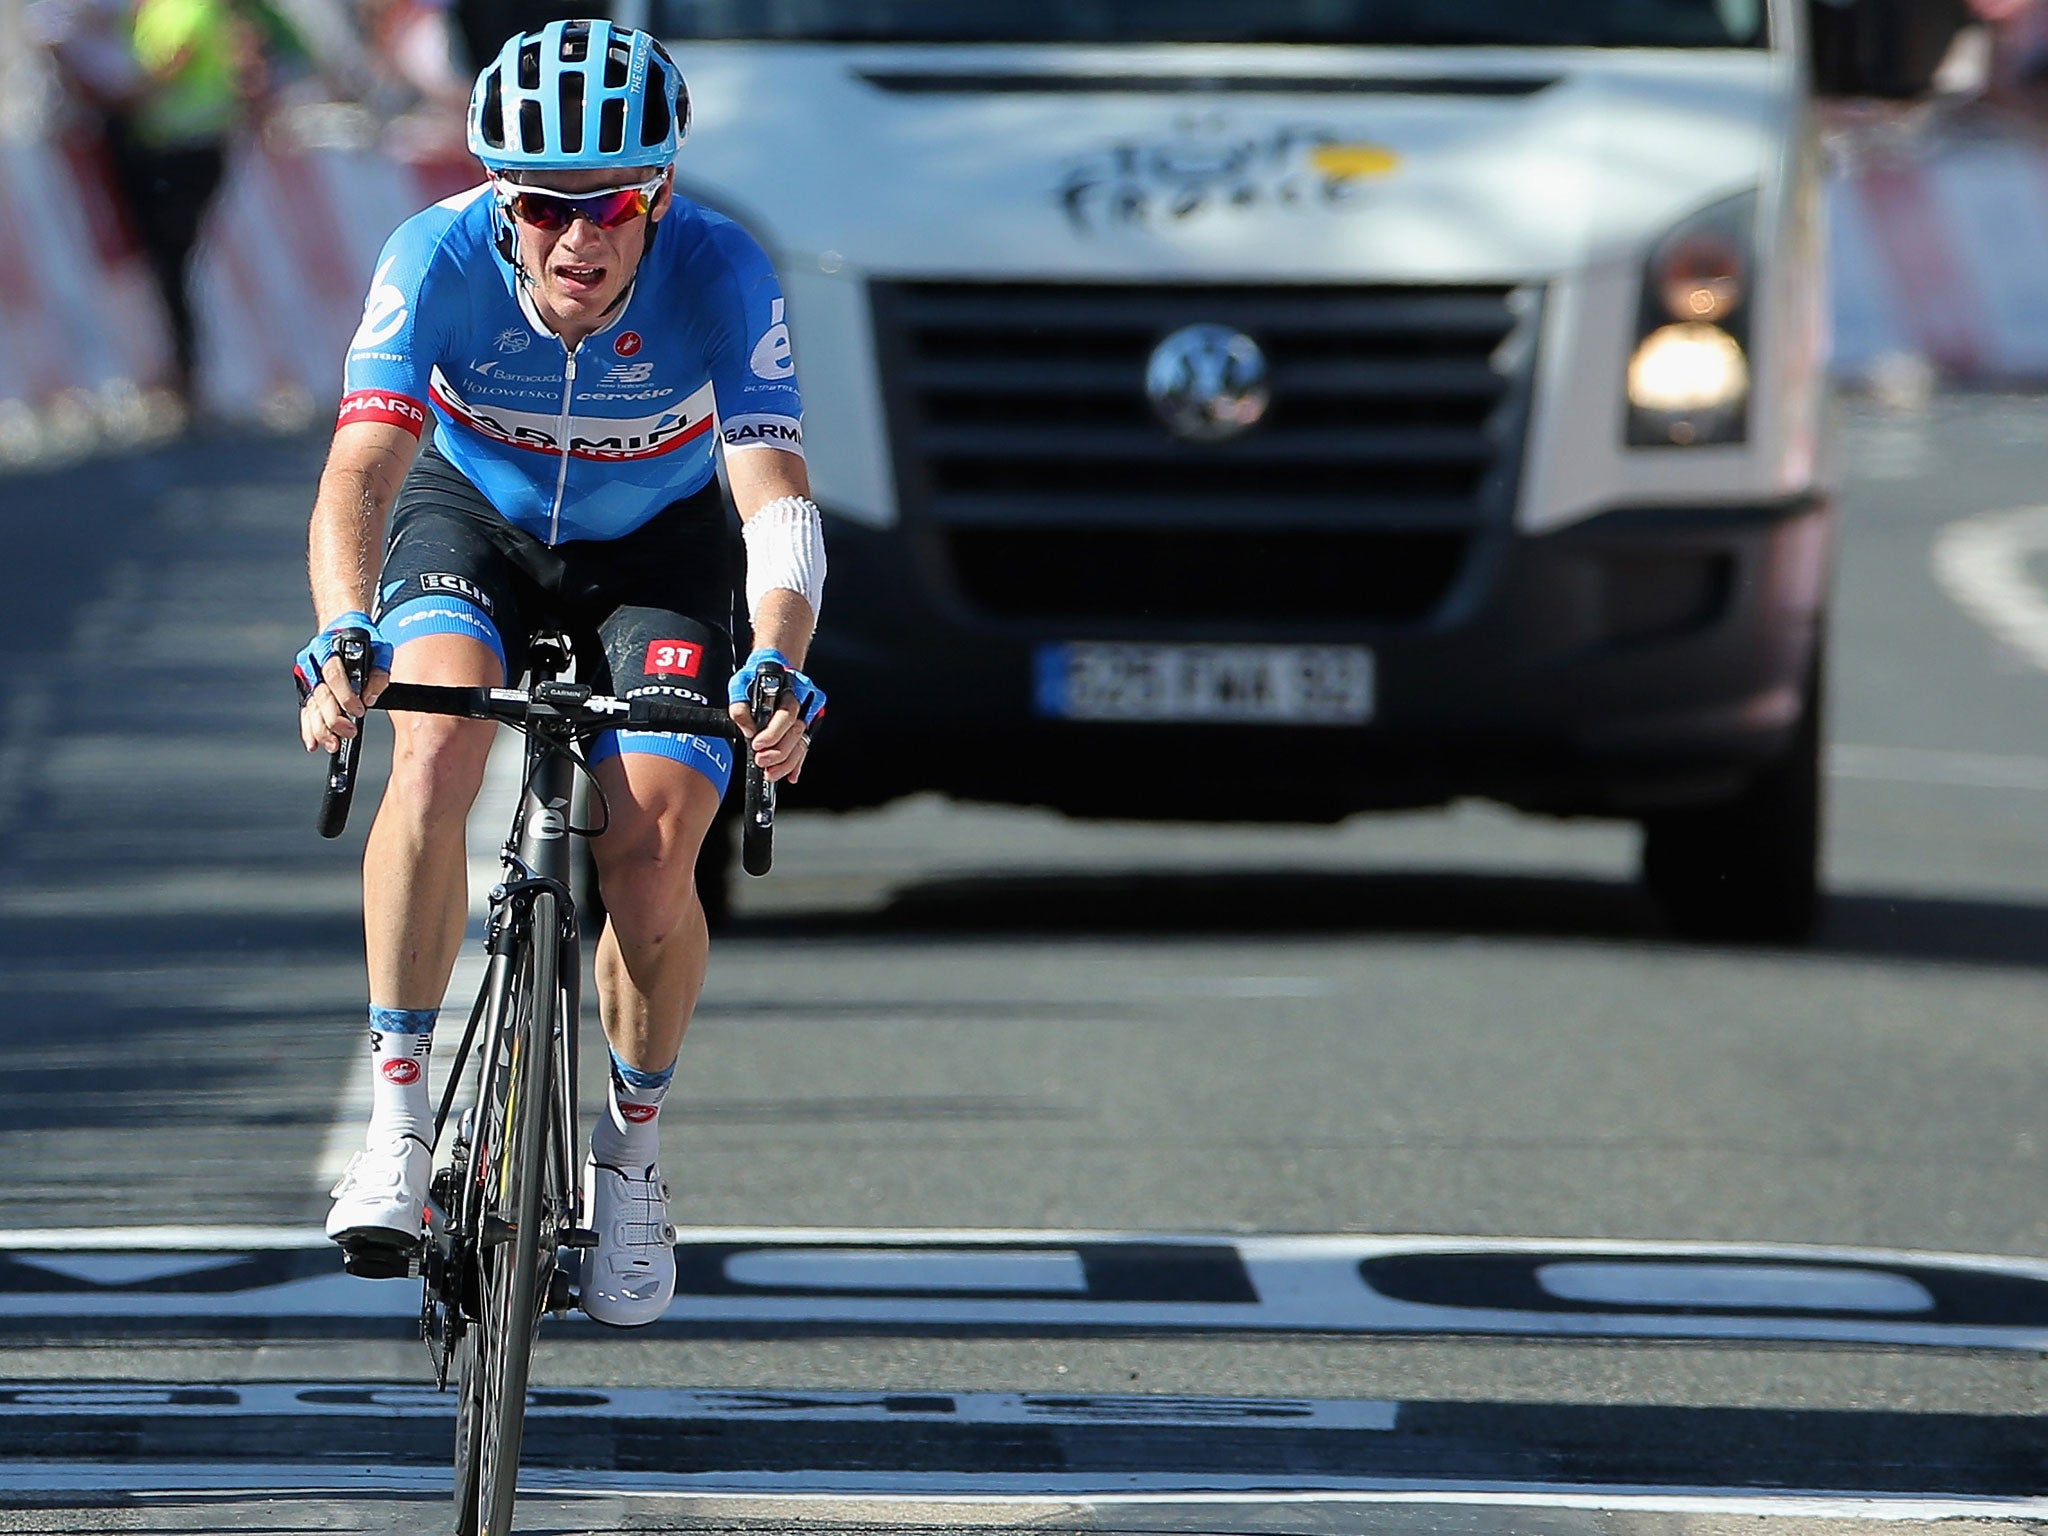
[591,1047,675,1169]
[367,1006,438,1144]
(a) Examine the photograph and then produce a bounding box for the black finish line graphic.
[5,1230,2048,1348]
[1,1382,2044,1502]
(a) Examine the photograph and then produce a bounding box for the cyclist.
[295,19,825,1328]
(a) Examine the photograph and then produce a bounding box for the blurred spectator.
[1972,0,2048,109]
[358,0,469,159]
[25,0,145,113]
[114,0,277,406]
[27,0,295,410]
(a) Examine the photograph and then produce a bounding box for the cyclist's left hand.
[296,612,393,754]
[728,649,823,785]
[731,692,811,784]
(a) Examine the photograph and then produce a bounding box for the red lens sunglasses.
[493,174,666,233]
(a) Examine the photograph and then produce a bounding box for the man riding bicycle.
[295,18,825,1327]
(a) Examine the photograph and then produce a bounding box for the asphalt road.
[4,399,2048,1529]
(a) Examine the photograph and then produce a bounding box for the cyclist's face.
[505,166,672,333]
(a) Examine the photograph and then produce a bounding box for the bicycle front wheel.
[454,890,561,1536]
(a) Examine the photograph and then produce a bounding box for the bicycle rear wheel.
[453,890,561,1536]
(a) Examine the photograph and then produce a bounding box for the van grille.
[871,281,1536,625]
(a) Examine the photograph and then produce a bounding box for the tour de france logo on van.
[1058,125,1399,234]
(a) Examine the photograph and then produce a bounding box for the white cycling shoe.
[325,1132,432,1249]
[578,1156,677,1327]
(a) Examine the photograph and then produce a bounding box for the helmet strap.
[491,202,537,292]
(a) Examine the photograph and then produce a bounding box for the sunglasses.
[493,174,666,233]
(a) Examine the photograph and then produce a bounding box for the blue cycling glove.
[728,647,827,725]
[294,611,393,698]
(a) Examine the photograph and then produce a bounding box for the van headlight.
[1626,190,1756,447]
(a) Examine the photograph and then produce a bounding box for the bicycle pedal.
[547,1267,576,1313]
[340,1239,420,1281]
[562,1226,599,1250]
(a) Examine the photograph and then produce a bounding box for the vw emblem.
[1145,323,1271,442]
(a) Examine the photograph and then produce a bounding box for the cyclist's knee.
[593,819,706,945]
[590,755,720,942]
[386,715,493,819]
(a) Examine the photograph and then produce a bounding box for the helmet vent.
[651,41,686,139]
[559,72,585,152]
[479,73,506,147]
[471,22,683,172]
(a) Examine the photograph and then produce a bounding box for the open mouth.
[552,261,607,296]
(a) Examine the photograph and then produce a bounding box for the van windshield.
[646,0,1766,49]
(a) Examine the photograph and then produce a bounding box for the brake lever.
[742,660,785,877]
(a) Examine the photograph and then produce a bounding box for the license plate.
[1035,643,1375,725]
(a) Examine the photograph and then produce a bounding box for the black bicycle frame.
[463,659,584,1252]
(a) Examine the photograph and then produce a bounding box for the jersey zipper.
[547,345,578,545]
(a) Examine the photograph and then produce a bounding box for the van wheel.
[696,801,738,932]
[1641,664,1823,945]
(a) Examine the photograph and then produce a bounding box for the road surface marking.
[0,1385,2041,1504]
[0,1461,2041,1514]
[1934,503,2048,672]
[4,1228,2047,1348]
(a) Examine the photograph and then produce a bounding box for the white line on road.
[6,1229,2048,1349]
[2,1462,2042,1517]
[1934,503,2048,672]
[0,1382,1403,1431]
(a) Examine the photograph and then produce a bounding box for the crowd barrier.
[0,121,2044,465]
[0,131,474,463]
[1828,125,2048,384]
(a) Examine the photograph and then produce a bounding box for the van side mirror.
[1809,0,1970,98]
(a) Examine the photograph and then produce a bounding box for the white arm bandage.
[741,494,827,621]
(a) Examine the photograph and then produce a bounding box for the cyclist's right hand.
[296,612,393,753]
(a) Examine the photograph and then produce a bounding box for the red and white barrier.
[0,130,476,462]
[3,117,2048,467]
[194,142,479,426]
[1828,126,2048,384]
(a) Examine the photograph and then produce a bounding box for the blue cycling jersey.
[340,184,804,545]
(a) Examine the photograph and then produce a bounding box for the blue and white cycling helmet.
[467,19,687,175]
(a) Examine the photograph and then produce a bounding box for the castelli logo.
[381,1059,422,1086]
[615,331,643,357]
[620,1102,659,1123]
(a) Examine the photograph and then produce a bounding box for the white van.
[622,0,1958,941]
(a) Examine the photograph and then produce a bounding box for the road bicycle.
[314,627,781,1535]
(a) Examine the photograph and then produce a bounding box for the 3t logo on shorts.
[645,640,702,677]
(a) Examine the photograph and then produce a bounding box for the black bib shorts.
[375,443,738,793]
